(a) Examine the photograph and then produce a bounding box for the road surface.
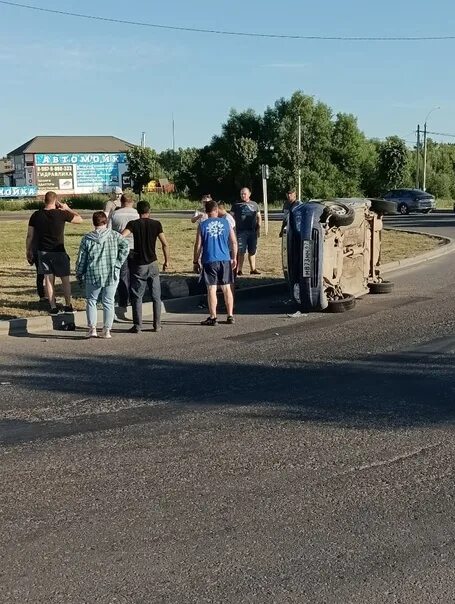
[0,214,454,603]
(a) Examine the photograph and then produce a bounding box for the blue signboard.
[35,153,127,165]
[0,186,38,198]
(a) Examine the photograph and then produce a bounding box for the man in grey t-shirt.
[110,194,139,316]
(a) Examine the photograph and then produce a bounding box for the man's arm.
[229,227,238,271]
[193,226,202,272]
[75,240,88,281]
[158,232,169,271]
[25,226,35,264]
[58,202,83,224]
[121,228,132,238]
[116,235,130,267]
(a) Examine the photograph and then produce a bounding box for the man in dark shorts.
[231,187,261,276]
[121,201,169,334]
[193,200,238,326]
[26,191,83,314]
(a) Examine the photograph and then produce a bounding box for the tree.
[377,136,409,192]
[126,146,162,196]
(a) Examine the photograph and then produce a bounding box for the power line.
[1,0,455,41]
[426,130,455,138]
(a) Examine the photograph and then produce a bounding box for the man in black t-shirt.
[121,201,169,333]
[26,191,83,314]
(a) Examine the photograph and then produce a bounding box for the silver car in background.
[383,188,436,215]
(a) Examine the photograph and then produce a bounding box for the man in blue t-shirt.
[193,200,238,326]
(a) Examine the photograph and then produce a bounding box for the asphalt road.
[0,214,454,603]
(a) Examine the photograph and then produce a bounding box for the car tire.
[368,280,394,294]
[321,201,355,227]
[398,202,409,215]
[370,198,398,215]
[326,293,356,313]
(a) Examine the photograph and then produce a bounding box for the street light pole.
[415,124,420,189]
[422,106,440,192]
[298,114,302,200]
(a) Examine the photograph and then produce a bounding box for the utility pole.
[261,164,269,236]
[140,132,146,148]
[416,124,420,189]
[172,115,176,152]
[422,122,428,192]
[297,114,302,200]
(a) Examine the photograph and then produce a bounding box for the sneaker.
[201,316,217,326]
[101,328,112,339]
[226,315,235,325]
[128,325,142,334]
[87,326,98,338]
[250,269,261,275]
[152,325,162,332]
[237,271,243,276]
[63,305,74,313]
[49,307,59,316]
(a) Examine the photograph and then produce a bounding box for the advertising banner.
[35,153,127,193]
[36,165,74,191]
[0,186,38,198]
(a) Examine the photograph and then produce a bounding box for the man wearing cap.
[104,187,123,222]
[280,188,301,237]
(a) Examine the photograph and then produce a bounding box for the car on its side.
[383,188,436,215]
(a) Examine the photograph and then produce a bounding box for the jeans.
[117,251,134,308]
[130,261,161,328]
[85,282,118,329]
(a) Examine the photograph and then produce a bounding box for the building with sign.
[7,136,134,195]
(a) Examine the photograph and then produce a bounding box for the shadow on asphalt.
[0,348,454,445]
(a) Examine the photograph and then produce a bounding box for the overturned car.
[282,198,397,313]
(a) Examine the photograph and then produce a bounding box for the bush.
[62,194,108,210]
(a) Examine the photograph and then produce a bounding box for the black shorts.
[36,251,71,277]
[202,261,233,286]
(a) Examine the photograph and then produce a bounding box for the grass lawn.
[0,219,442,320]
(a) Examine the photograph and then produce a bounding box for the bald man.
[231,187,261,275]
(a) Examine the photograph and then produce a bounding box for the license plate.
[302,240,312,277]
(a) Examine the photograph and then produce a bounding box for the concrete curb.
[1,229,453,337]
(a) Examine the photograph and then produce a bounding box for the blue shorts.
[202,261,233,286]
[237,231,258,255]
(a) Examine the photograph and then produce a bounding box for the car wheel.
[398,202,409,215]
[326,293,356,313]
[321,201,355,227]
[422,209,432,214]
[368,281,394,294]
[370,198,398,215]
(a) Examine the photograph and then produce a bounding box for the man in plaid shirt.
[76,211,129,339]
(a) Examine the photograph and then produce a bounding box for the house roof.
[7,136,134,156]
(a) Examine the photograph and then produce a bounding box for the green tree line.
[127,91,455,202]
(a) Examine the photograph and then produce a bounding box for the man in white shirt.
[190,194,212,225]
[104,187,123,221]
[110,194,139,317]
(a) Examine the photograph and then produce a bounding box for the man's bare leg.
[61,276,72,306]
[207,285,218,318]
[44,274,56,308]
[248,253,257,272]
[221,284,234,317]
[238,252,246,273]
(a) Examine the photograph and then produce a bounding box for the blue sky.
[1,0,455,155]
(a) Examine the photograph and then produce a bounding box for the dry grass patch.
[0,219,442,319]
